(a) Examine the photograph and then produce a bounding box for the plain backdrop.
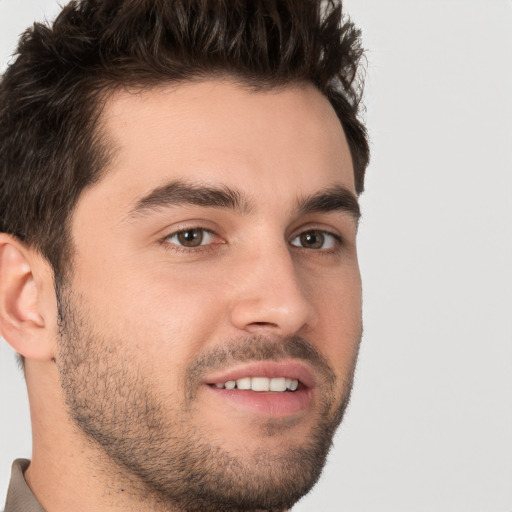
[1,1,511,511]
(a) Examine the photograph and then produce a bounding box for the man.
[0,0,369,511]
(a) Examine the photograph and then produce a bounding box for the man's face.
[56,80,362,511]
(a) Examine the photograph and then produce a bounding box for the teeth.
[236,377,251,390]
[269,377,287,392]
[251,377,270,392]
[213,377,299,392]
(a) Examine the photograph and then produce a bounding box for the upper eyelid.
[163,224,218,239]
[164,226,218,243]
[167,226,215,236]
[289,230,343,248]
[289,225,344,241]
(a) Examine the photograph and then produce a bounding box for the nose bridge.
[229,238,317,335]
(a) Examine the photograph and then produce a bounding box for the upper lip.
[204,360,316,389]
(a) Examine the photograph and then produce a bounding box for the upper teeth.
[214,377,299,392]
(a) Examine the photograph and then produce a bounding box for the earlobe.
[0,235,55,361]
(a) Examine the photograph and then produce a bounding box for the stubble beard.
[55,285,360,512]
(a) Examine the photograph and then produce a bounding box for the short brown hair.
[0,0,369,278]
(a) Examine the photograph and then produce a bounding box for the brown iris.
[177,229,204,247]
[299,230,325,249]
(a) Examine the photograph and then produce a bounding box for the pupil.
[300,231,323,249]
[178,229,203,247]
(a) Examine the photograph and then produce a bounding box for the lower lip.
[204,385,313,417]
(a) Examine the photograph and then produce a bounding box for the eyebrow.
[128,180,360,222]
[129,180,254,218]
[297,186,361,222]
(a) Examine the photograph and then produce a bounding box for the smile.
[210,377,300,392]
[203,361,315,417]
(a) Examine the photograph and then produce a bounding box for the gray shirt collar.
[4,460,46,512]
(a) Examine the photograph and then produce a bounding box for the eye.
[290,230,339,250]
[165,228,216,248]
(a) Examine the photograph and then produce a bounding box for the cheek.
[304,265,362,362]
[71,251,231,379]
[113,263,230,355]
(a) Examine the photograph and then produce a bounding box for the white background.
[1,1,511,511]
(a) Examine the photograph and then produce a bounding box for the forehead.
[90,80,355,212]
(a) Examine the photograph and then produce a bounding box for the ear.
[0,234,57,361]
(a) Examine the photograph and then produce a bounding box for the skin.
[0,80,362,512]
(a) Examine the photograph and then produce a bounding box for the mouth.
[203,361,315,417]
[209,376,300,392]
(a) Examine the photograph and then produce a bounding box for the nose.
[228,243,318,336]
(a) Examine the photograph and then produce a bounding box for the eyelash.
[161,227,221,254]
[289,231,342,251]
[161,226,344,254]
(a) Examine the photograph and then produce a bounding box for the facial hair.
[55,285,360,512]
